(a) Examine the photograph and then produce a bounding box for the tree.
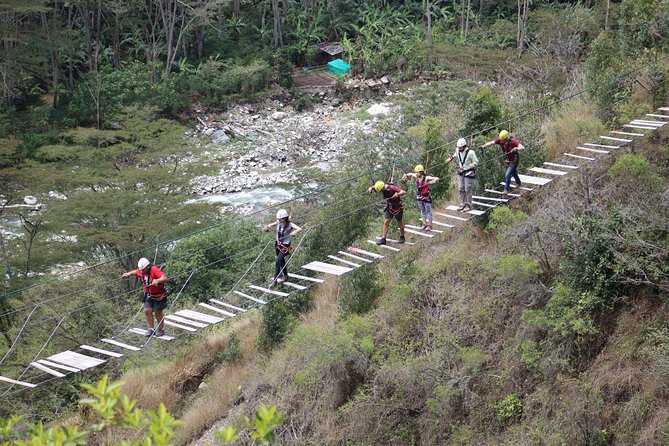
[19,213,42,277]
[272,0,284,47]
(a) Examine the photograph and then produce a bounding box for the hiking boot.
[421,224,427,230]
[155,329,165,337]
[376,238,387,245]
[426,225,432,231]
[501,190,509,197]
[398,236,406,244]
[277,276,287,283]
[462,204,472,212]
[144,328,154,338]
[456,203,466,212]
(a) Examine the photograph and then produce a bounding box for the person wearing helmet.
[264,209,302,285]
[481,130,525,195]
[122,258,168,337]
[368,180,407,245]
[401,165,439,231]
[446,138,479,212]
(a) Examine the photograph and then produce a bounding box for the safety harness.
[141,266,167,301]
[276,223,292,254]
[457,148,476,178]
[416,177,432,202]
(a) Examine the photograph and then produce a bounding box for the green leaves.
[213,405,283,445]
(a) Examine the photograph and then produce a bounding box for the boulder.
[380,76,390,84]
[367,103,391,116]
[211,130,230,144]
[271,111,287,121]
[23,196,38,205]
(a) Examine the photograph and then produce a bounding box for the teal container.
[327,58,350,77]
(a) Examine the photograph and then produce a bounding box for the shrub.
[460,86,503,137]
[487,207,528,233]
[496,394,523,423]
[257,299,296,352]
[338,264,382,317]
[608,153,663,192]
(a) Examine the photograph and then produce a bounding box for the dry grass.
[540,101,606,161]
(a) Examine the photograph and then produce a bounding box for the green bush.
[487,207,529,232]
[608,153,663,192]
[258,299,297,352]
[460,86,502,137]
[338,264,382,317]
[496,394,523,422]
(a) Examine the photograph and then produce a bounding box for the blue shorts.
[144,296,168,311]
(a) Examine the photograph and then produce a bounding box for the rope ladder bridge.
[1,107,667,392]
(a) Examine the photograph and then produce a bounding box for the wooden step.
[0,376,37,388]
[48,351,105,370]
[517,174,552,186]
[37,360,81,373]
[544,162,578,170]
[163,320,198,332]
[210,299,247,313]
[286,272,325,283]
[434,211,469,221]
[248,284,290,297]
[233,290,267,305]
[403,228,434,237]
[472,195,508,202]
[327,255,362,268]
[445,205,486,216]
[472,201,496,208]
[646,113,669,119]
[564,152,595,161]
[431,220,455,228]
[500,183,534,191]
[177,309,225,324]
[31,362,66,378]
[584,142,619,149]
[599,135,632,143]
[405,224,444,234]
[529,167,568,176]
[374,237,416,245]
[199,302,236,317]
[485,189,521,197]
[80,345,124,358]
[623,124,655,130]
[577,146,608,154]
[338,251,374,263]
[164,315,208,328]
[657,107,669,112]
[129,328,174,341]
[347,247,384,259]
[282,281,307,291]
[611,130,644,137]
[303,260,354,275]
[367,240,400,252]
[100,338,141,351]
[630,120,665,126]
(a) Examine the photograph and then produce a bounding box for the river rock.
[381,76,390,84]
[48,191,67,200]
[271,111,287,121]
[211,130,230,144]
[23,196,38,205]
[367,103,391,116]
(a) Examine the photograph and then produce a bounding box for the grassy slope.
[110,124,669,445]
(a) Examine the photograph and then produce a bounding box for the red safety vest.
[137,265,167,299]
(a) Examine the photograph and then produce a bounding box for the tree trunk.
[272,0,283,47]
[460,0,465,34]
[67,5,74,95]
[464,0,470,39]
[113,12,121,68]
[196,24,204,59]
[478,0,483,18]
[517,0,528,57]
[426,0,432,71]
[604,0,611,30]
[234,0,240,18]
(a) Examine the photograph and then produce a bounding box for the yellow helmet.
[373,181,385,192]
[414,164,425,173]
[499,130,509,140]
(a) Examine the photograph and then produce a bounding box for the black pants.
[274,242,290,279]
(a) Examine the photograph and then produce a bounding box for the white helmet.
[457,138,467,148]
[138,258,150,269]
[276,209,289,219]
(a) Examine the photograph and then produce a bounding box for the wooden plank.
[164,315,208,328]
[49,351,105,370]
[431,220,455,228]
[517,174,552,186]
[564,152,595,161]
[544,162,578,170]
[404,228,435,237]
[347,247,384,259]
[472,195,508,203]
[163,320,198,332]
[647,113,669,119]
[599,135,633,143]
[445,205,486,216]
[631,120,665,126]
[233,290,267,305]
[287,272,326,283]
[657,107,669,112]
[472,201,496,208]
[501,183,534,191]
[367,241,400,252]
[577,146,609,154]
[328,255,362,268]
[529,167,569,176]
[80,345,124,358]
[338,251,374,263]
[0,376,37,388]
[248,284,290,297]
[623,124,655,130]
[374,237,416,245]
[177,309,224,324]
[31,362,66,378]
[405,224,444,234]
[485,189,521,197]
[37,360,81,373]
[199,302,236,317]
[611,131,644,137]
[210,299,248,313]
[584,142,619,149]
[303,260,354,275]
[282,281,308,291]
[434,211,469,221]
[129,328,175,341]
[101,338,142,351]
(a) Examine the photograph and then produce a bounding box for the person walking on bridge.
[264,209,302,286]
[369,180,406,245]
[402,165,439,231]
[446,138,478,212]
[481,130,525,196]
[122,258,168,337]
